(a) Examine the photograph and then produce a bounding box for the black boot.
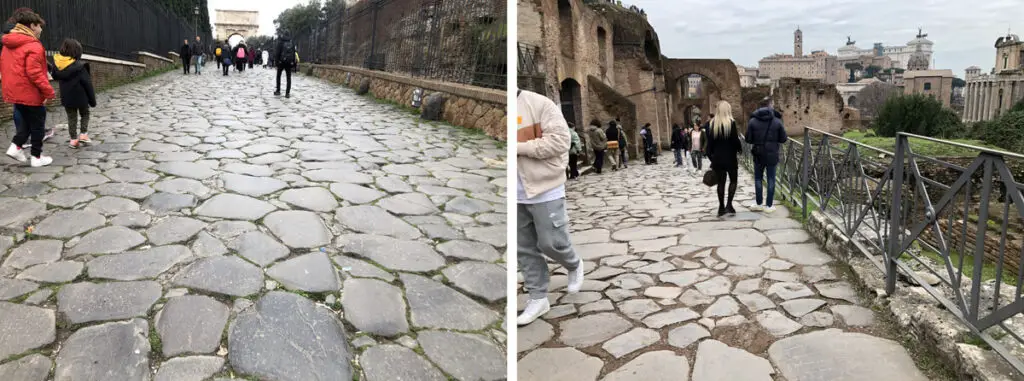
[726,204,736,215]
[717,206,726,217]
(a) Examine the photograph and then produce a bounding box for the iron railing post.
[886,133,907,296]
[801,127,810,220]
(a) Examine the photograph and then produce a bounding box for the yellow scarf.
[10,23,36,39]
[54,53,75,70]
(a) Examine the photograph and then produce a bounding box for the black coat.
[670,127,683,149]
[179,44,191,59]
[745,107,788,166]
[51,61,96,109]
[705,121,742,171]
[605,124,620,143]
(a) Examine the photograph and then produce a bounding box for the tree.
[976,110,1024,152]
[951,77,966,87]
[874,94,962,138]
[864,65,882,78]
[854,82,900,119]
[273,1,324,35]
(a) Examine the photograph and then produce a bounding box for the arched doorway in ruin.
[560,78,583,130]
[847,95,858,108]
[671,74,722,128]
[227,33,245,48]
[664,59,744,129]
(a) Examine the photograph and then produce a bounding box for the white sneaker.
[517,297,551,326]
[6,143,26,162]
[567,263,585,293]
[763,206,777,213]
[30,155,52,167]
[748,202,764,212]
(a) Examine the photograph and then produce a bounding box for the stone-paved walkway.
[517,156,931,381]
[0,68,506,381]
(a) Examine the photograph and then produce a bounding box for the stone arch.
[847,95,858,108]
[227,33,245,48]
[643,30,661,70]
[557,0,574,58]
[560,78,583,130]
[664,59,744,129]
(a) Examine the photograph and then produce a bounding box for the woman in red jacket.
[2,10,54,167]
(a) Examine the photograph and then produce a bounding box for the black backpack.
[281,40,296,65]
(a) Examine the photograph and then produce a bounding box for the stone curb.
[804,209,1022,381]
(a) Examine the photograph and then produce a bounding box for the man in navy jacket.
[745,97,788,213]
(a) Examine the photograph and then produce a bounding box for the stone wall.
[772,78,847,136]
[741,85,772,121]
[304,64,506,140]
[137,52,174,72]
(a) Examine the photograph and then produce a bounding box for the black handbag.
[703,170,718,187]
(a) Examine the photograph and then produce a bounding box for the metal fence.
[0,0,211,62]
[741,127,1024,373]
[293,0,506,90]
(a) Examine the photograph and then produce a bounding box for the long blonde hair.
[710,100,734,138]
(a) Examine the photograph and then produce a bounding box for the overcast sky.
[630,0,1021,77]
[207,0,306,37]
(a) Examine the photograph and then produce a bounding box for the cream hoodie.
[516,90,570,199]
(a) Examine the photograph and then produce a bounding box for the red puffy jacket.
[1,27,54,106]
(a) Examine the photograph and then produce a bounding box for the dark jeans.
[593,150,605,174]
[716,166,739,209]
[754,161,778,207]
[223,60,230,75]
[276,66,293,95]
[567,153,579,179]
[65,107,89,137]
[673,148,682,165]
[643,147,653,164]
[235,60,245,72]
[216,58,221,69]
[12,104,46,157]
[182,57,190,74]
[691,151,703,170]
[619,145,628,167]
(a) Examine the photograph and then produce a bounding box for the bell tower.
[794,26,803,56]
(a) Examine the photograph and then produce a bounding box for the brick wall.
[304,64,506,140]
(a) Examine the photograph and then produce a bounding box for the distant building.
[737,66,758,88]
[963,32,1024,122]
[903,69,954,107]
[837,29,933,70]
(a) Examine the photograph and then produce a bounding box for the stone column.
[980,82,989,121]
[965,83,974,122]
[968,83,977,121]
[971,83,980,121]
[985,82,994,121]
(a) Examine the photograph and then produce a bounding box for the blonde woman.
[704,100,743,217]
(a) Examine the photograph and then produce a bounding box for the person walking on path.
[191,36,204,75]
[567,123,581,180]
[50,39,95,149]
[220,41,231,76]
[3,10,54,167]
[705,100,743,217]
[214,44,222,70]
[640,123,655,164]
[671,123,685,167]
[585,119,607,174]
[681,124,692,170]
[178,39,191,74]
[262,49,270,69]
[247,47,255,69]
[746,97,788,213]
[2,7,52,146]
[274,31,296,98]
[233,43,247,72]
[605,120,621,170]
[516,89,584,326]
[690,121,705,172]
[616,120,628,169]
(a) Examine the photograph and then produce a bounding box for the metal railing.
[742,127,1024,373]
[0,0,211,62]
[294,0,506,90]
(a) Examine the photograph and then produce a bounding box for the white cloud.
[207,0,308,38]
[630,0,1021,75]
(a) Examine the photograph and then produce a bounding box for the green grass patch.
[907,243,1018,286]
[841,130,995,158]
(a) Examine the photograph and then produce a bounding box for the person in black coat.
[178,39,191,74]
[670,124,684,167]
[704,101,743,217]
[745,97,788,212]
[221,41,232,76]
[640,123,655,164]
[51,39,96,148]
[604,121,621,170]
[274,32,296,98]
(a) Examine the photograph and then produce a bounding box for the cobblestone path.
[0,68,507,381]
[517,158,931,381]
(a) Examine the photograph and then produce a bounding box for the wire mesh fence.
[0,0,210,62]
[293,0,506,90]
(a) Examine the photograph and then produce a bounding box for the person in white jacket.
[261,50,269,69]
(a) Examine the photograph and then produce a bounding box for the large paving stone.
[87,245,192,281]
[681,228,767,247]
[518,347,603,381]
[643,307,700,328]
[1,182,50,197]
[756,310,804,336]
[266,252,339,292]
[437,239,501,262]
[816,281,860,303]
[54,318,149,381]
[335,205,422,239]
[418,330,505,381]
[33,210,105,238]
[220,173,288,197]
[278,187,338,212]
[69,226,147,256]
[38,189,96,207]
[2,239,62,269]
[603,350,690,381]
[831,305,876,326]
[464,225,506,247]
[155,161,218,179]
[50,173,109,188]
[716,246,771,267]
[16,261,83,283]
[154,356,225,381]
[57,281,161,324]
[329,182,384,204]
[0,278,38,300]
[576,242,628,260]
[228,291,352,381]
[0,302,55,359]
[667,323,710,349]
[518,319,554,353]
[337,234,445,272]
[152,178,210,196]
[692,339,774,381]
[142,192,197,214]
[262,211,331,248]
[157,295,230,357]
[611,226,688,241]
[0,353,51,381]
[230,231,290,266]
[360,345,446,381]
[84,196,141,215]
[401,273,499,330]
[194,193,276,220]
[774,243,833,265]
[172,256,263,297]
[0,198,46,228]
[445,196,493,215]
[559,312,632,347]
[603,327,660,358]
[379,192,440,215]
[304,168,374,184]
[91,183,155,199]
[104,168,159,183]
[442,261,506,302]
[147,216,206,245]
[341,278,408,336]
[768,329,928,381]
[331,255,394,281]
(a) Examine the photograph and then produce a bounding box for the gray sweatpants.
[518,198,581,299]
